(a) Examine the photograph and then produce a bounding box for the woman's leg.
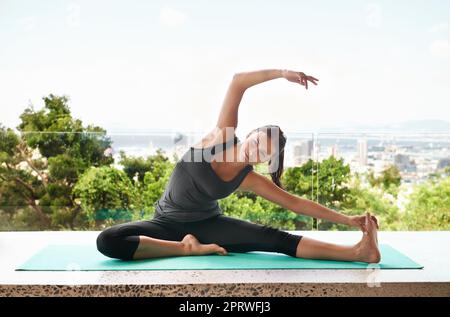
[296,215,380,263]
[96,219,183,260]
[96,218,227,260]
[135,234,227,260]
[173,214,303,257]
[97,213,380,263]
[176,213,380,263]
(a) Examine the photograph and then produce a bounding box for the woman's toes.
[210,244,227,255]
[182,236,228,256]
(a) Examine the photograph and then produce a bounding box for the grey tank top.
[153,134,254,222]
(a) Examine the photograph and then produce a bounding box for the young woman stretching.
[96,69,381,263]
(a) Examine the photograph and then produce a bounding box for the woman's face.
[241,131,274,164]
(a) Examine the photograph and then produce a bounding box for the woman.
[97,69,381,263]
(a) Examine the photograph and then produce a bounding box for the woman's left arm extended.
[239,171,378,231]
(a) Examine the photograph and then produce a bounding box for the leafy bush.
[72,166,137,228]
[402,177,450,230]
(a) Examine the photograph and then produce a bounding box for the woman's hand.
[346,212,379,233]
[282,69,319,89]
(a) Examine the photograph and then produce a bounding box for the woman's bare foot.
[355,213,381,263]
[182,234,228,256]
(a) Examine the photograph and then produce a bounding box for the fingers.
[360,216,368,233]
[360,212,379,231]
[361,223,367,234]
[363,224,368,235]
[366,213,379,229]
[298,75,308,89]
[362,212,370,235]
[297,74,319,88]
[300,77,305,86]
[371,215,379,229]
[365,212,380,231]
[292,72,320,89]
[307,76,319,85]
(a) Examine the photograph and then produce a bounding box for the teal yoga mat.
[16,243,423,271]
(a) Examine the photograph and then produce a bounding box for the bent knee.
[96,228,117,257]
[96,228,137,260]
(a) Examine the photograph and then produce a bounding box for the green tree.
[283,157,351,207]
[0,95,113,229]
[283,156,352,229]
[139,155,175,219]
[336,175,402,231]
[72,166,137,229]
[115,150,174,220]
[0,124,37,229]
[118,148,169,183]
[367,164,401,197]
[402,176,450,230]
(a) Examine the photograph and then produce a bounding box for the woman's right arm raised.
[235,69,319,90]
[216,70,285,130]
[215,69,319,130]
[233,69,284,90]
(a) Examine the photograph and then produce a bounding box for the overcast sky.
[1,0,449,135]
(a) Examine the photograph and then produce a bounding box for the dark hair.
[246,124,286,189]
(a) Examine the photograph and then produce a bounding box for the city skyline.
[99,130,450,183]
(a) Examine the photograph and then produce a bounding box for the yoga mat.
[16,243,423,271]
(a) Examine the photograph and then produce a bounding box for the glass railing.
[313,132,450,231]
[0,130,449,231]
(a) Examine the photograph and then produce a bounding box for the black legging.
[96,214,303,260]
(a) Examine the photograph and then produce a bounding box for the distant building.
[436,157,450,171]
[394,153,417,172]
[370,145,385,152]
[292,140,313,165]
[357,139,368,166]
[328,144,339,158]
